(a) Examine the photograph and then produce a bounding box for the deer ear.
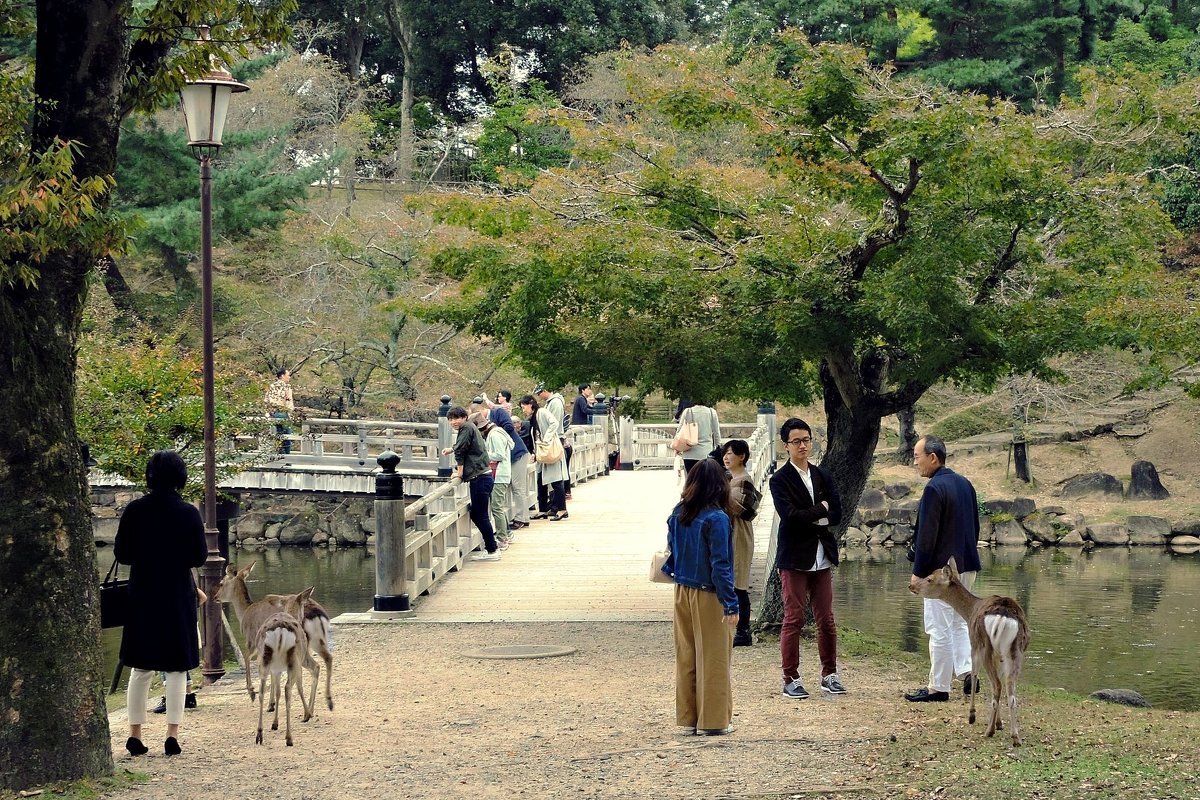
[300,587,315,601]
[946,556,959,575]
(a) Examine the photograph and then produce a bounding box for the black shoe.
[904,687,949,702]
[152,697,166,714]
[185,692,197,709]
[959,674,981,695]
[733,631,753,647]
[125,737,148,756]
[164,736,181,756]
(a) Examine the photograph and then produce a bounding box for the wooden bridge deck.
[410,469,775,622]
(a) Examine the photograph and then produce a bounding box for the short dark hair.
[275,367,288,379]
[497,389,512,402]
[920,435,947,465]
[578,383,589,393]
[779,417,812,443]
[519,394,539,413]
[678,459,730,525]
[722,439,751,463]
[447,406,468,420]
[145,450,187,493]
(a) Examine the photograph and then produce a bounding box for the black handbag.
[740,481,762,521]
[99,559,131,629]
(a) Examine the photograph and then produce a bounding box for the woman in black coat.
[115,450,207,757]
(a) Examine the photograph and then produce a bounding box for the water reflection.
[837,546,1200,711]
[97,544,1200,711]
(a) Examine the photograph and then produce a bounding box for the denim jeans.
[270,410,291,454]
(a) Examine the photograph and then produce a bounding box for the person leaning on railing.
[264,368,295,455]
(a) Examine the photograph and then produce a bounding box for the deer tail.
[984,614,1019,656]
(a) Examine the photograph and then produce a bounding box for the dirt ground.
[106,621,932,800]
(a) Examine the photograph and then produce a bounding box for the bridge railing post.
[618,413,635,470]
[757,400,777,478]
[373,450,412,614]
[437,395,453,477]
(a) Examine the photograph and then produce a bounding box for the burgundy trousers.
[779,567,838,683]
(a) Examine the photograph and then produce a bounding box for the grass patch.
[930,402,1013,441]
[0,768,147,800]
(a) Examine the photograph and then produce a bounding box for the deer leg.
[984,665,1002,737]
[255,671,267,744]
[968,644,986,726]
[295,657,311,723]
[245,653,257,702]
[271,672,282,731]
[1007,660,1022,746]
[322,648,334,711]
[284,669,295,747]
[303,654,318,722]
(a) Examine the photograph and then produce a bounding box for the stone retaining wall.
[843,480,1200,553]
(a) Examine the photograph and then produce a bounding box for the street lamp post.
[179,27,248,684]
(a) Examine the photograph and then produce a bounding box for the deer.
[252,608,307,746]
[215,563,315,724]
[264,586,334,713]
[910,556,1031,747]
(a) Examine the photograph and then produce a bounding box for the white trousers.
[924,570,977,693]
[128,668,186,725]
[508,452,532,523]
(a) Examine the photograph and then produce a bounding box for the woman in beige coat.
[722,440,760,647]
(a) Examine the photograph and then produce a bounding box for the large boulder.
[842,526,868,545]
[332,514,368,546]
[1125,515,1171,546]
[1060,472,1124,498]
[1089,689,1151,708]
[278,512,319,545]
[1168,535,1200,554]
[1057,530,1086,546]
[1086,523,1129,546]
[982,499,1015,516]
[860,505,888,527]
[1127,461,1169,500]
[1010,497,1037,519]
[885,505,916,525]
[1172,520,1200,536]
[887,524,915,545]
[1021,512,1059,545]
[858,488,886,510]
[883,483,912,500]
[992,519,1028,546]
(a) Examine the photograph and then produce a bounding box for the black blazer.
[770,461,843,570]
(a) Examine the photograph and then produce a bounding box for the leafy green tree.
[418,37,1195,562]
[0,0,291,788]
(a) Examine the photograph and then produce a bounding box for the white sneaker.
[472,551,501,562]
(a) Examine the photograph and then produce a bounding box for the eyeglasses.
[786,437,813,446]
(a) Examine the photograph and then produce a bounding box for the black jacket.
[115,491,208,672]
[912,466,982,578]
[770,461,843,570]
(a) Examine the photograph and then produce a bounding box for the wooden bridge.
[333,411,778,622]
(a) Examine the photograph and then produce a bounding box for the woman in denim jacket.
[661,459,739,736]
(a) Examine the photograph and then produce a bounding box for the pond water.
[96,545,1200,711]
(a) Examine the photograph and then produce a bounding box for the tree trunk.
[384,2,415,187]
[894,403,917,464]
[757,363,884,631]
[0,0,129,787]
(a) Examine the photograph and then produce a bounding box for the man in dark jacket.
[769,418,846,700]
[905,434,983,702]
[442,406,500,561]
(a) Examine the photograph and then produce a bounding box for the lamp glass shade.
[180,78,247,148]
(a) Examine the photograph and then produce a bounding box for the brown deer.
[264,587,336,714]
[252,609,307,745]
[215,563,314,723]
[910,556,1031,746]
[264,587,334,713]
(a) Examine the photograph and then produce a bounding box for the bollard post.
[758,400,777,468]
[618,413,635,470]
[437,394,453,477]
[373,450,411,613]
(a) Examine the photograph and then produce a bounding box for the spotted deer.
[265,587,334,713]
[910,556,1031,746]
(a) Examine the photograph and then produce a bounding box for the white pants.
[924,570,977,693]
[508,452,532,523]
[128,668,186,726]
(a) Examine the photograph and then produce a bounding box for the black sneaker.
[820,673,847,695]
[959,674,981,695]
[152,697,166,714]
[732,631,753,647]
[782,679,810,700]
[904,687,949,702]
[184,692,197,709]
